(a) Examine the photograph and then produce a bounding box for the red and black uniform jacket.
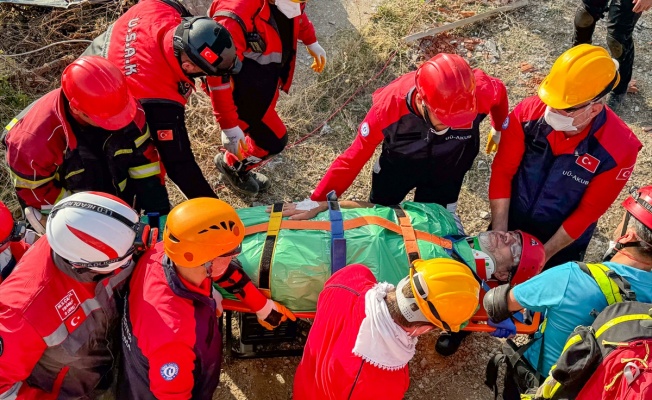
[119,243,222,400]
[84,0,217,199]
[294,264,410,400]
[312,69,509,204]
[206,0,317,130]
[2,88,168,215]
[0,237,133,399]
[490,96,642,252]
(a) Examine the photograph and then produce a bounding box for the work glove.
[306,42,327,73]
[485,128,501,154]
[25,207,46,235]
[220,126,248,160]
[212,287,224,318]
[255,298,296,330]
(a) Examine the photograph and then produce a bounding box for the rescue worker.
[293,259,480,399]
[0,201,38,283]
[208,0,327,195]
[84,0,240,199]
[0,191,151,399]
[573,0,652,110]
[311,53,508,232]
[489,44,642,269]
[3,56,169,235]
[119,197,295,399]
[484,185,652,395]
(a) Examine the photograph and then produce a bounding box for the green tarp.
[218,202,476,312]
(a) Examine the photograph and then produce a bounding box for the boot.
[214,153,259,195]
[250,171,270,192]
[435,330,471,356]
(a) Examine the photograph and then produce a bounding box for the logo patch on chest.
[157,130,174,141]
[55,289,81,321]
[575,154,600,173]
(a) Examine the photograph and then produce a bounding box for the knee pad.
[483,284,513,322]
[606,34,624,58]
[574,6,595,28]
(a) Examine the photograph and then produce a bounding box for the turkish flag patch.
[157,130,174,141]
[64,307,87,333]
[575,154,600,173]
[616,165,634,180]
[200,47,218,64]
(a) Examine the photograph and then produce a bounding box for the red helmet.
[414,53,477,128]
[61,56,138,131]
[511,230,545,285]
[622,186,652,230]
[0,201,14,244]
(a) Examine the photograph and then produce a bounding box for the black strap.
[213,11,248,35]
[158,0,192,17]
[485,338,543,399]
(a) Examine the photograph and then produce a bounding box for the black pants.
[143,101,217,199]
[573,0,642,95]
[369,156,464,207]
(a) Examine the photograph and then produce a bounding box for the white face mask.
[274,0,301,19]
[543,105,591,132]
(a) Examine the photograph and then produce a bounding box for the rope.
[0,40,93,57]
[252,48,399,170]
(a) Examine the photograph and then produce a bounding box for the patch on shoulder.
[360,122,370,137]
[501,116,510,130]
[160,362,179,381]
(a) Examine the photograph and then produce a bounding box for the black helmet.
[173,17,241,76]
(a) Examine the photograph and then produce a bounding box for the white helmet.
[46,191,140,272]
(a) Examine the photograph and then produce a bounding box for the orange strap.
[244,215,452,249]
[391,206,420,264]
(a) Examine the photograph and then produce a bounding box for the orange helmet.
[163,198,245,267]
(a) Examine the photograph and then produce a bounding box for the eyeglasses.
[221,244,242,258]
[559,101,594,114]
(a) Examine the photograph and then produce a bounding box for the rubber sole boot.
[435,330,471,356]
[214,153,259,195]
[250,171,270,192]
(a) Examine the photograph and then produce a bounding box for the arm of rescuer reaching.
[297,7,317,46]
[267,200,375,220]
[0,304,48,397]
[488,104,527,232]
[311,106,385,201]
[204,14,248,131]
[473,69,509,132]
[213,259,295,330]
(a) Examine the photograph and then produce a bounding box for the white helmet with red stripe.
[46,192,140,272]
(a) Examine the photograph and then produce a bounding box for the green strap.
[577,262,636,306]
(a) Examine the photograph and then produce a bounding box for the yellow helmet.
[538,44,620,109]
[398,258,480,332]
[163,198,244,268]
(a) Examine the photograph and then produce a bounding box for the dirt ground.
[0,0,651,399]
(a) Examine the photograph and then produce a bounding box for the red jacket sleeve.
[297,10,317,45]
[311,107,384,200]
[0,304,47,396]
[562,151,639,239]
[489,104,526,200]
[206,16,248,130]
[6,128,68,211]
[148,342,196,400]
[473,69,509,130]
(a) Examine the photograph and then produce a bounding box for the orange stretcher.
[221,293,542,335]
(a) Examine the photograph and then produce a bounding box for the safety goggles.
[421,102,448,132]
